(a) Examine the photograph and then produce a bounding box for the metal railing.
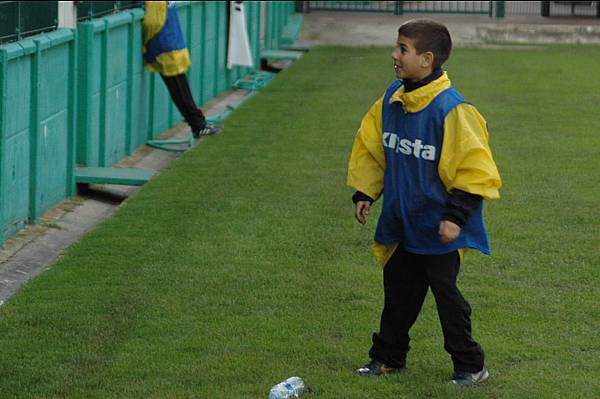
[303,1,495,16]
[0,1,59,43]
[300,1,600,18]
[76,1,143,22]
[0,1,144,44]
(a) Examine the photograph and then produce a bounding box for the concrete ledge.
[477,23,600,44]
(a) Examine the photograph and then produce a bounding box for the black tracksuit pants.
[368,247,485,373]
[161,73,206,135]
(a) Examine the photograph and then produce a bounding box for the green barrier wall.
[0,1,298,246]
[77,12,137,167]
[0,29,76,244]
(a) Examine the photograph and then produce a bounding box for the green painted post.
[128,8,145,153]
[204,2,214,103]
[280,2,285,47]
[278,2,283,48]
[266,2,274,49]
[125,13,135,155]
[243,1,253,72]
[214,2,221,96]
[248,1,256,69]
[148,73,155,140]
[199,2,206,95]
[214,1,221,96]
[28,37,41,221]
[201,2,212,103]
[494,1,505,18]
[67,29,77,196]
[218,1,228,94]
[275,2,282,49]
[98,21,108,167]
[541,1,550,17]
[254,1,261,69]
[197,2,205,105]
[395,1,404,15]
[247,1,259,74]
[0,48,6,244]
[186,2,197,103]
[282,2,287,45]
[76,22,94,166]
[274,2,279,49]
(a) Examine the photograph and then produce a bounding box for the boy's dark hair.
[398,19,452,69]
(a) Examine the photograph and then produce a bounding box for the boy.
[347,19,501,385]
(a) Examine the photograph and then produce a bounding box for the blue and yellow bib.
[374,80,490,255]
[143,1,190,76]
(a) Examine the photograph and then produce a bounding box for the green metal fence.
[1,1,301,246]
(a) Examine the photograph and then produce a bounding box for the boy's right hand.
[355,201,371,225]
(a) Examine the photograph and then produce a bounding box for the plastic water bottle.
[268,376,305,399]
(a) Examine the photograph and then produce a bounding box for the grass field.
[1,45,599,398]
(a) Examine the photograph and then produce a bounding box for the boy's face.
[392,35,434,81]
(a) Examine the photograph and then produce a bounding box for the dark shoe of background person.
[356,359,405,376]
[193,124,224,138]
[451,366,489,386]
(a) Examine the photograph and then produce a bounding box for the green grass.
[1,45,600,398]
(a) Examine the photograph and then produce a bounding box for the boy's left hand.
[439,220,461,244]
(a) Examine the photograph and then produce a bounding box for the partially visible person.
[143,1,223,138]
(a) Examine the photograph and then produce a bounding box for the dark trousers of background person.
[161,74,206,136]
[368,247,485,373]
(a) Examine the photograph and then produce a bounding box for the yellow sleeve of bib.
[146,49,191,76]
[439,103,502,200]
[142,1,167,46]
[347,97,386,200]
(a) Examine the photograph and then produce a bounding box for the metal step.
[75,167,155,186]
[260,49,303,60]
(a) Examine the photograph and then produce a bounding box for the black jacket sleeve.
[352,191,374,205]
[442,189,482,227]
